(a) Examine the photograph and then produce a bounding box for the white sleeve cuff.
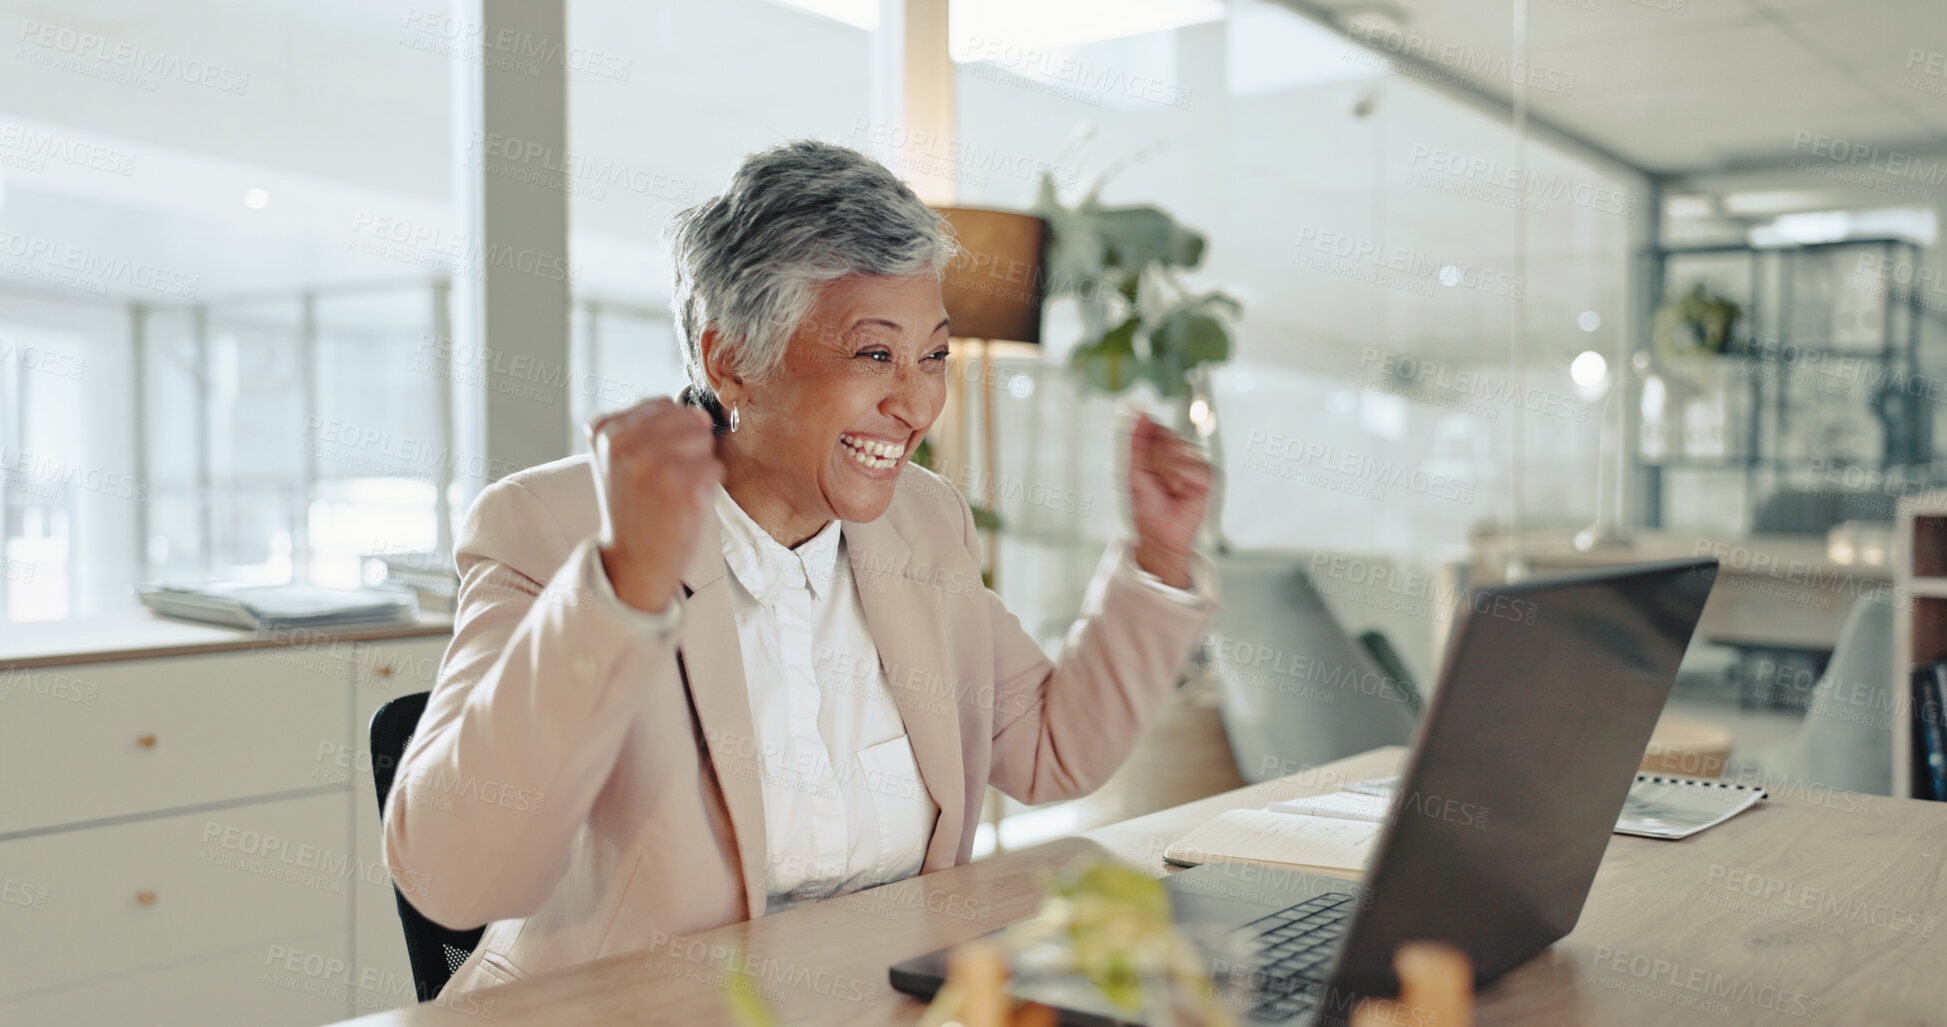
[1119,541,1214,608]
[588,547,685,642]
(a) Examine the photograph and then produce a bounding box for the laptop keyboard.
[1232,891,1355,1021]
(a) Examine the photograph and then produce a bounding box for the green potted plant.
[1651,282,1745,365]
[1031,172,1240,411]
[1029,163,1241,552]
[1647,282,1751,459]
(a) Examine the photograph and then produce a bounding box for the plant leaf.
[1030,176,1107,303]
[722,946,778,1027]
[1052,861,1174,1012]
[1034,171,1063,214]
[1144,308,1229,398]
[1070,316,1144,394]
[1090,206,1205,272]
[1193,289,1244,319]
[1142,323,1186,399]
[1176,311,1231,366]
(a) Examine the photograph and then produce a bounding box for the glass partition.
[945,0,1637,679]
[0,1,456,623]
[2,0,1941,865]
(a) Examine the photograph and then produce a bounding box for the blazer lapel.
[675,514,769,917]
[844,515,967,871]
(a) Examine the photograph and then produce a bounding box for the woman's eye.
[857,350,892,363]
[925,349,950,363]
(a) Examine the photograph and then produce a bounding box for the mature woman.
[385,139,1219,997]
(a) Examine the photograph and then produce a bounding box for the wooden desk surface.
[327,747,1947,1026]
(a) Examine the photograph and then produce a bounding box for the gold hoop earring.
[728,402,740,433]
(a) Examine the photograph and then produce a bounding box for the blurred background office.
[3,0,1946,1022]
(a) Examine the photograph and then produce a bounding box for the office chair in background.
[1766,597,1896,796]
[1209,554,1421,784]
[1725,492,1898,709]
[369,691,485,1001]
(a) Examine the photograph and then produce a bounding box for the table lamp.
[933,207,1046,585]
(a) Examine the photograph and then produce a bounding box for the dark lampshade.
[934,207,1045,346]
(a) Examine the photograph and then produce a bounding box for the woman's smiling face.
[713,273,951,540]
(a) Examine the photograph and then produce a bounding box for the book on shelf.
[1913,662,1947,801]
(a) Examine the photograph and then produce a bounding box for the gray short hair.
[665,139,958,406]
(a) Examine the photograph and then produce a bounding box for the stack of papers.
[137,583,419,631]
[362,551,459,614]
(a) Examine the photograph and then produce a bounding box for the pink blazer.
[384,453,1217,997]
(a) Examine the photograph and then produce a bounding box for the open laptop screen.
[1326,557,1718,997]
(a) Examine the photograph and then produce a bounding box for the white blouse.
[709,484,938,909]
[589,482,1207,912]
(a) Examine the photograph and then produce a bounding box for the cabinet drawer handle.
[136,734,157,749]
[374,664,393,678]
[135,891,156,906]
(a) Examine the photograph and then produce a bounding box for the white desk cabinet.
[0,622,451,1026]
[0,650,349,836]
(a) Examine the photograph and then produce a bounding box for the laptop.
[889,557,1719,1025]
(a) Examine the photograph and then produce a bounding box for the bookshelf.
[1894,492,1947,799]
[1636,238,1928,533]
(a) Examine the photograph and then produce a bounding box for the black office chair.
[370,691,485,1001]
[1356,629,1424,715]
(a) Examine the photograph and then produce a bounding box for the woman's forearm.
[985,543,1218,806]
[384,483,681,929]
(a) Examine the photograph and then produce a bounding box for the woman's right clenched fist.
[587,398,725,614]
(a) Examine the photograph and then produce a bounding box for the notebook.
[1161,808,1378,878]
[1169,773,1766,871]
[1614,774,1767,840]
[1266,789,1395,822]
[1304,774,1766,839]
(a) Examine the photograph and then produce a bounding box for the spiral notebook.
[1283,773,1767,840]
[1614,773,1767,840]
[1167,773,1767,869]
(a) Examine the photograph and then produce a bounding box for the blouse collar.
[712,483,843,607]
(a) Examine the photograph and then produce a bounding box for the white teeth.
[847,447,895,470]
[840,435,901,470]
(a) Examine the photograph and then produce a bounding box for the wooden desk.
[1466,530,1891,651]
[325,746,1947,1026]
